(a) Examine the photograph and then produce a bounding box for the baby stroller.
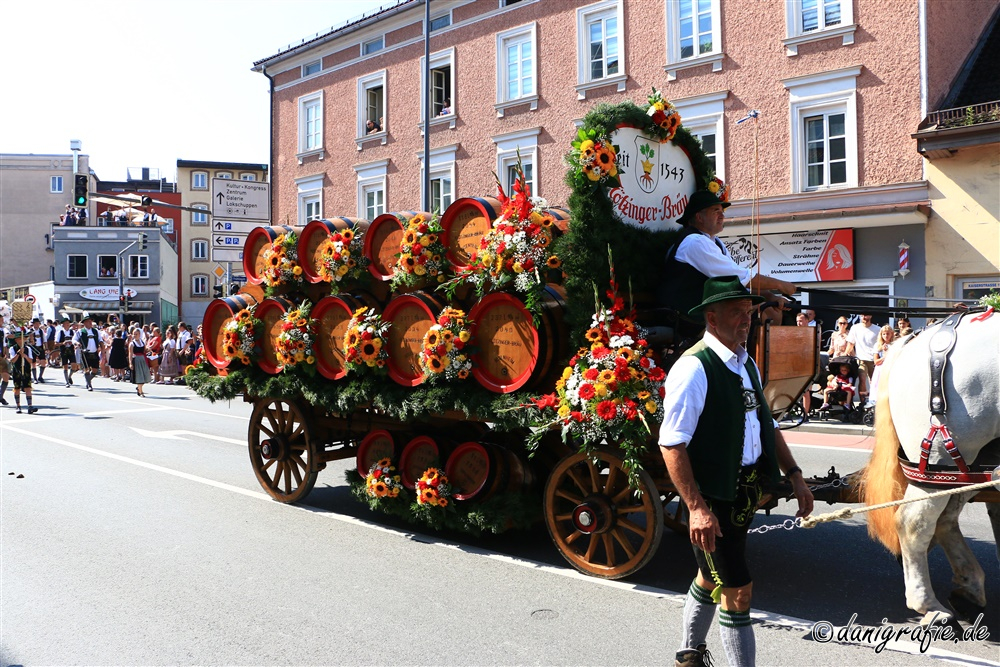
[816,356,864,423]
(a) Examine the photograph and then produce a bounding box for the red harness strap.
[918,423,968,474]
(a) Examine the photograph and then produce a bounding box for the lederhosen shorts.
[81,351,100,372]
[60,344,77,366]
[0,354,8,374]
[29,344,45,362]
[10,360,31,390]
[693,463,764,590]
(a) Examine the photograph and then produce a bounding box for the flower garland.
[184,346,209,377]
[646,87,682,141]
[344,307,391,373]
[419,307,474,382]
[316,227,369,292]
[566,128,621,190]
[528,256,666,488]
[445,162,561,313]
[261,232,304,294]
[221,308,259,366]
[414,467,452,508]
[275,300,317,371]
[365,458,404,499]
[390,213,448,290]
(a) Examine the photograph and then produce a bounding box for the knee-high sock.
[37,365,44,380]
[0,380,7,399]
[681,580,718,650]
[719,608,755,667]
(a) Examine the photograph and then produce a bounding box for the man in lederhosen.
[54,317,79,387]
[73,315,103,392]
[28,317,49,383]
[7,326,38,413]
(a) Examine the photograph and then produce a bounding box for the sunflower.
[594,145,616,170]
[637,390,651,401]
[598,369,616,384]
[582,163,601,181]
[403,230,418,245]
[441,330,453,342]
[342,229,355,242]
[425,330,440,347]
[457,368,469,379]
[584,328,603,342]
[268,254,281,267]
[360,341,380,361]
[546,256,562,269]
[426,356,445,373]
[617,348,635,362]
[346,331,360,348]
[424,234,438,244]
[402,255,417,270]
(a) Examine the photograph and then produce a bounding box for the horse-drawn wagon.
[186,92,830,580]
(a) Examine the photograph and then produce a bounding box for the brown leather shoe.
[675,644,713,667]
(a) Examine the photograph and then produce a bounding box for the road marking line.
[3,423,995,666]
[787,442,875,453]
[108,396,250,420]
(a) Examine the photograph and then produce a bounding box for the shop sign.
[606,126,696,232]
[79,286,138,301]
[723,229,855,283]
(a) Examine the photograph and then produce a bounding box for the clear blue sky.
[0,0,398,181]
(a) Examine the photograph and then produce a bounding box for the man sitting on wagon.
[661,190,797,339]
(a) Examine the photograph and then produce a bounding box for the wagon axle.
[572,496,616,535]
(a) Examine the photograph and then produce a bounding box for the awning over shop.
[60,300,154,314]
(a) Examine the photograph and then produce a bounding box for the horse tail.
[856,341,908,555]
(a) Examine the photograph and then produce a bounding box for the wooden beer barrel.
[356,429,399,475]
[381,291,446,387]
[203,293,259,369]
[468,285,568,393]
[440,196,501,271]
[298,217,370,284]
[543,206,571,233]
[311,292,380,380]
[243,225,304,285]
[255,296,297,374]
[445,441,534,501]
[399,435,442,490]
[363,211,419,283]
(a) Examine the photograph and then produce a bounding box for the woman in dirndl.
[158,325,180,383]
[128,328,152,397]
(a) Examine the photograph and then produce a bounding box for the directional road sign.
[213,219,262,235]
[212,234,246,248]
[211,248,244,263]
[212,179,270,221]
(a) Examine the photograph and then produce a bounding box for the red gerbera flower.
[596,400,617,420]
[578,383,596,400]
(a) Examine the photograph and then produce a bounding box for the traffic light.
[213,285,225,298]
[119,294,127,312]
[74,174,88,207]
[137,232,148,251]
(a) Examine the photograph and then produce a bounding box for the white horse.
[860,312,1000,625]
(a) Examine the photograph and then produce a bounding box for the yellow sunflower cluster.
[646,87,682,141]
[221,308,258,365]
[415,467,452,507]
[274,301,316,369]
[316,227,368,291]
[418,307,473,382]
[577,139,619,183]
[261,232,303,290]
[365,458,404,499]
[343,306,391,372]
[391,213,448,289]
[707,177,730,203]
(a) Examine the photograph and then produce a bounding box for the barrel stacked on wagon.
[191,93,824,580]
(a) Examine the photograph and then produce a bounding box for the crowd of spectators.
[59,205,88,226]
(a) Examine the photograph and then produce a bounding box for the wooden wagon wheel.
[248,398,318,503]
[544,450,664,579]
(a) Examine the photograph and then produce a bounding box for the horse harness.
[897,307,998,488]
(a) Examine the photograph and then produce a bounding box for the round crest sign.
[606,126,695,232]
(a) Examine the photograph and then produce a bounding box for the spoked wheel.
[779,402,806,430]
[248,398,318,503]
[544,450,663,579]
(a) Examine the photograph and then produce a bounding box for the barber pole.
[898,240,910,278]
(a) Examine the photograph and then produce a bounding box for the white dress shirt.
[658,332,775,465]
[674,232,753,286]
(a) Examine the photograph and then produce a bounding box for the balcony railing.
[923,100,1000,130]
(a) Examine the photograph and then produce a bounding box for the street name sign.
[212,179,270,221]
[213,219,262,235]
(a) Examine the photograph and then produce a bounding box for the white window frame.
[51,176,63,193]
[784,0,856,56]
[664,0,723,81]
[296,174,324,226]
[418,144,458,215]
[429,11,452,31]
[192,171,208,190]
[192,274,208,297]
[495,23,538,117]
[67,254,88,280]
[192,239,208,261]
[129,255,149,280]
[216,172,232,180]
[297,91,325,163]
[420,48,457,131]
[575,0,627,99]
[97,254,117,279]
[356,70,388,149]
[363,183,386,221]
[354,159,389,220]
[671,90,729,180]
[362,36,384,56]
[492,127,541,198]
[239,173,257,181]
[783,66,860,193]
[302,60,321,77]
[191,204,208,225]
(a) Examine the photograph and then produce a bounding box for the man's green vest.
[683,340,780,501]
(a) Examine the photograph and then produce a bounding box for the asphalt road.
[1,379,998,666]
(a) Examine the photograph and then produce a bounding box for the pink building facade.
[254,0,998,323]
